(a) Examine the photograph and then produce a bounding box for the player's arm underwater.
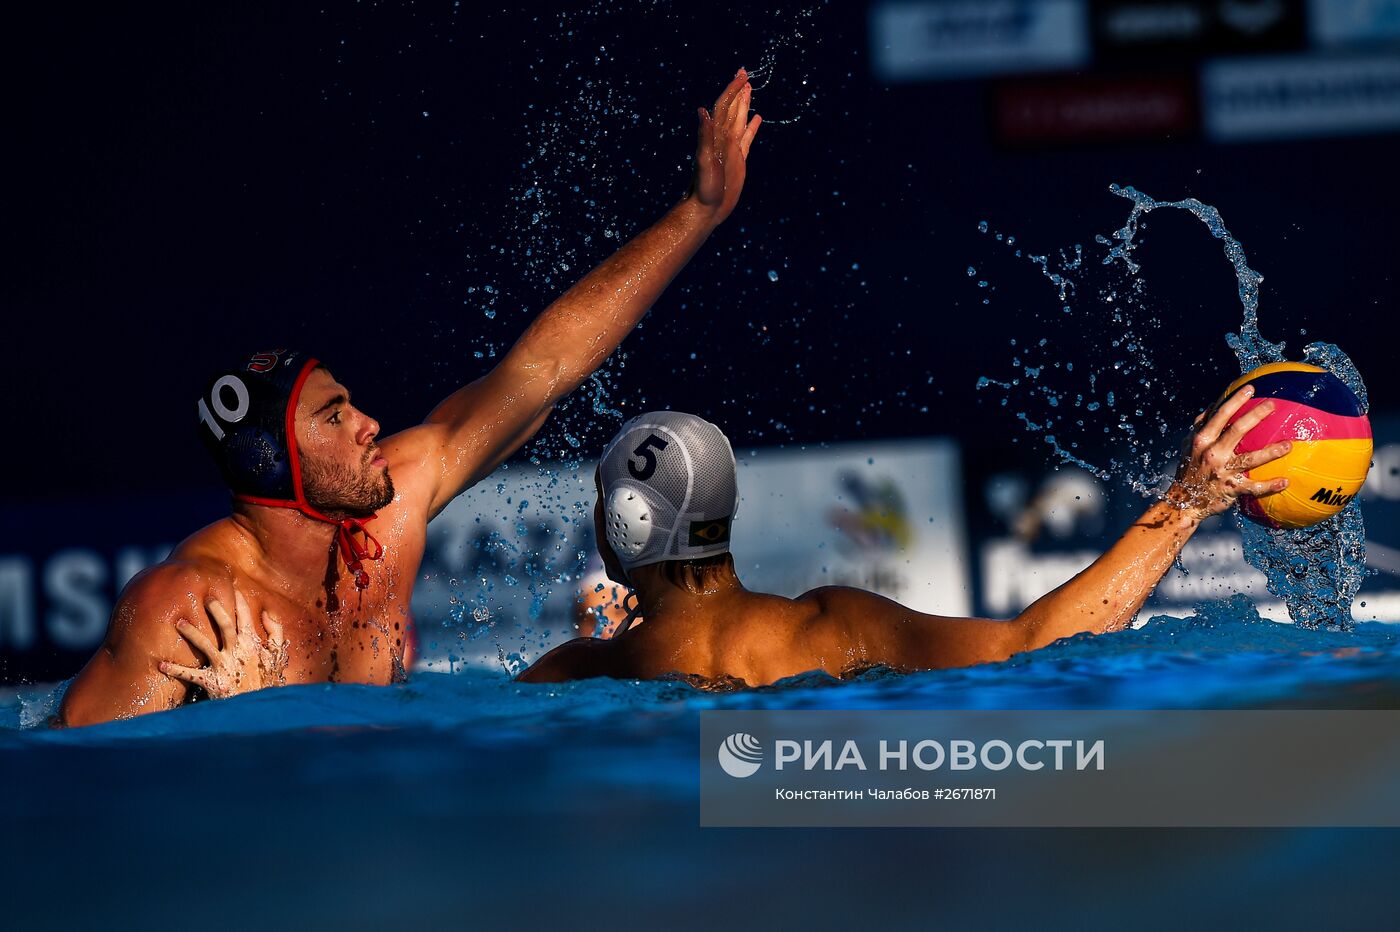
[387,71,762,521]
[803,387,1294,668]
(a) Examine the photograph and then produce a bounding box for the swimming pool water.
[8,595,1399,744]
[6,600,1399,928]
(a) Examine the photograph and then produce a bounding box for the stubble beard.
[301,447,395,519]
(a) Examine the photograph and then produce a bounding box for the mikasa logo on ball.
[1308,487,1355,507]
[718,733,763,778]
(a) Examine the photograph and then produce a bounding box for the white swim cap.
[597,411,738,572]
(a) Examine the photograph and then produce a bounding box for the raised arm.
[399,71,762,519]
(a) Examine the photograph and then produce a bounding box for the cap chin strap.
[236,496,384,591]
[303,503,383,591]
[613,589,642,636]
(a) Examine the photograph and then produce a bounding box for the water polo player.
[518,389,1292,685]
[58,71,762,726]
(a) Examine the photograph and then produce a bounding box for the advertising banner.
[1308,0,1400,47]
[1090,0,1307,63]
[1203,51,1400,141]
[0,490,225,683]
[993,72,1199,145]
[871,0,1090,82]
[966,414,1400,623]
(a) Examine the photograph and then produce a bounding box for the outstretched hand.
[691,69,762,225]
[160,590,289,699]
[1170,385,1293,521]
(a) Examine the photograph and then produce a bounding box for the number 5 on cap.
[628,434,669,481]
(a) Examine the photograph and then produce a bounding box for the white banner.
[1308,0,1400,47]
[871,0,1090,81]
[733,440,971,616]
[1204,52,1400,141]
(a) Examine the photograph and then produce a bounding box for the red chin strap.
[233,356,385,591]
[237,496,384,590]
[329,516,384,591]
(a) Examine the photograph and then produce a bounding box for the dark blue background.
[5,3,1400,923]
[5,1,1398,678]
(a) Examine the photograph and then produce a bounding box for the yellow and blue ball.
[1218,362,1372,529]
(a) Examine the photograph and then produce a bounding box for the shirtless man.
[518,395,1292,686]
[59,71,762,726]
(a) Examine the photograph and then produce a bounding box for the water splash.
[976,185,1372,629]
[1104,184,1371,629]
[1103,184,1285,370]
[974,220,1170,491]
[1234,341,1374,629]
[741,3,827,125]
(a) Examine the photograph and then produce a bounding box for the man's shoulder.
[793,586,900,628]
[799,585,898,606]
[109,559,228,646]
[122,557,224,604]
[516,636,617,683]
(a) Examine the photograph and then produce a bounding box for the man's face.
[295,368,394,519]
[593,468,629,585]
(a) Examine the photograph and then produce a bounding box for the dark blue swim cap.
[197,349,319,502]
[197,349,385,593]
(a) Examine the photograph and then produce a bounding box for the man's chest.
[274,538,423,686]
[282,608,411,685]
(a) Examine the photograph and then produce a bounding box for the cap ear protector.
[604,483,659,563]
[602,482,665,635]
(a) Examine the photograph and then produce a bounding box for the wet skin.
[520,387,1294,687]
[59,71,763,726]
[62,368,446,723]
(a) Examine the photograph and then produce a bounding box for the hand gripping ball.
[1218,362,1372,529]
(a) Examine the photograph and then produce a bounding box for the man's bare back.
[520,569,1026,687]
[519,399,1293,687]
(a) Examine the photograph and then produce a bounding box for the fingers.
[695,106,715,161]
[175,618,220,662]
[1240,476,1289,497]
[262,610,285,646]
[206,597,236,650]
[740,114,762,159]
[1234,440,1292,471]
[712,68,748,123]
[160,661,215,691]
[729,83,752,133]
[1199,386,1254,447]
[1220,398,1276,450]
[233,589,254,638]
